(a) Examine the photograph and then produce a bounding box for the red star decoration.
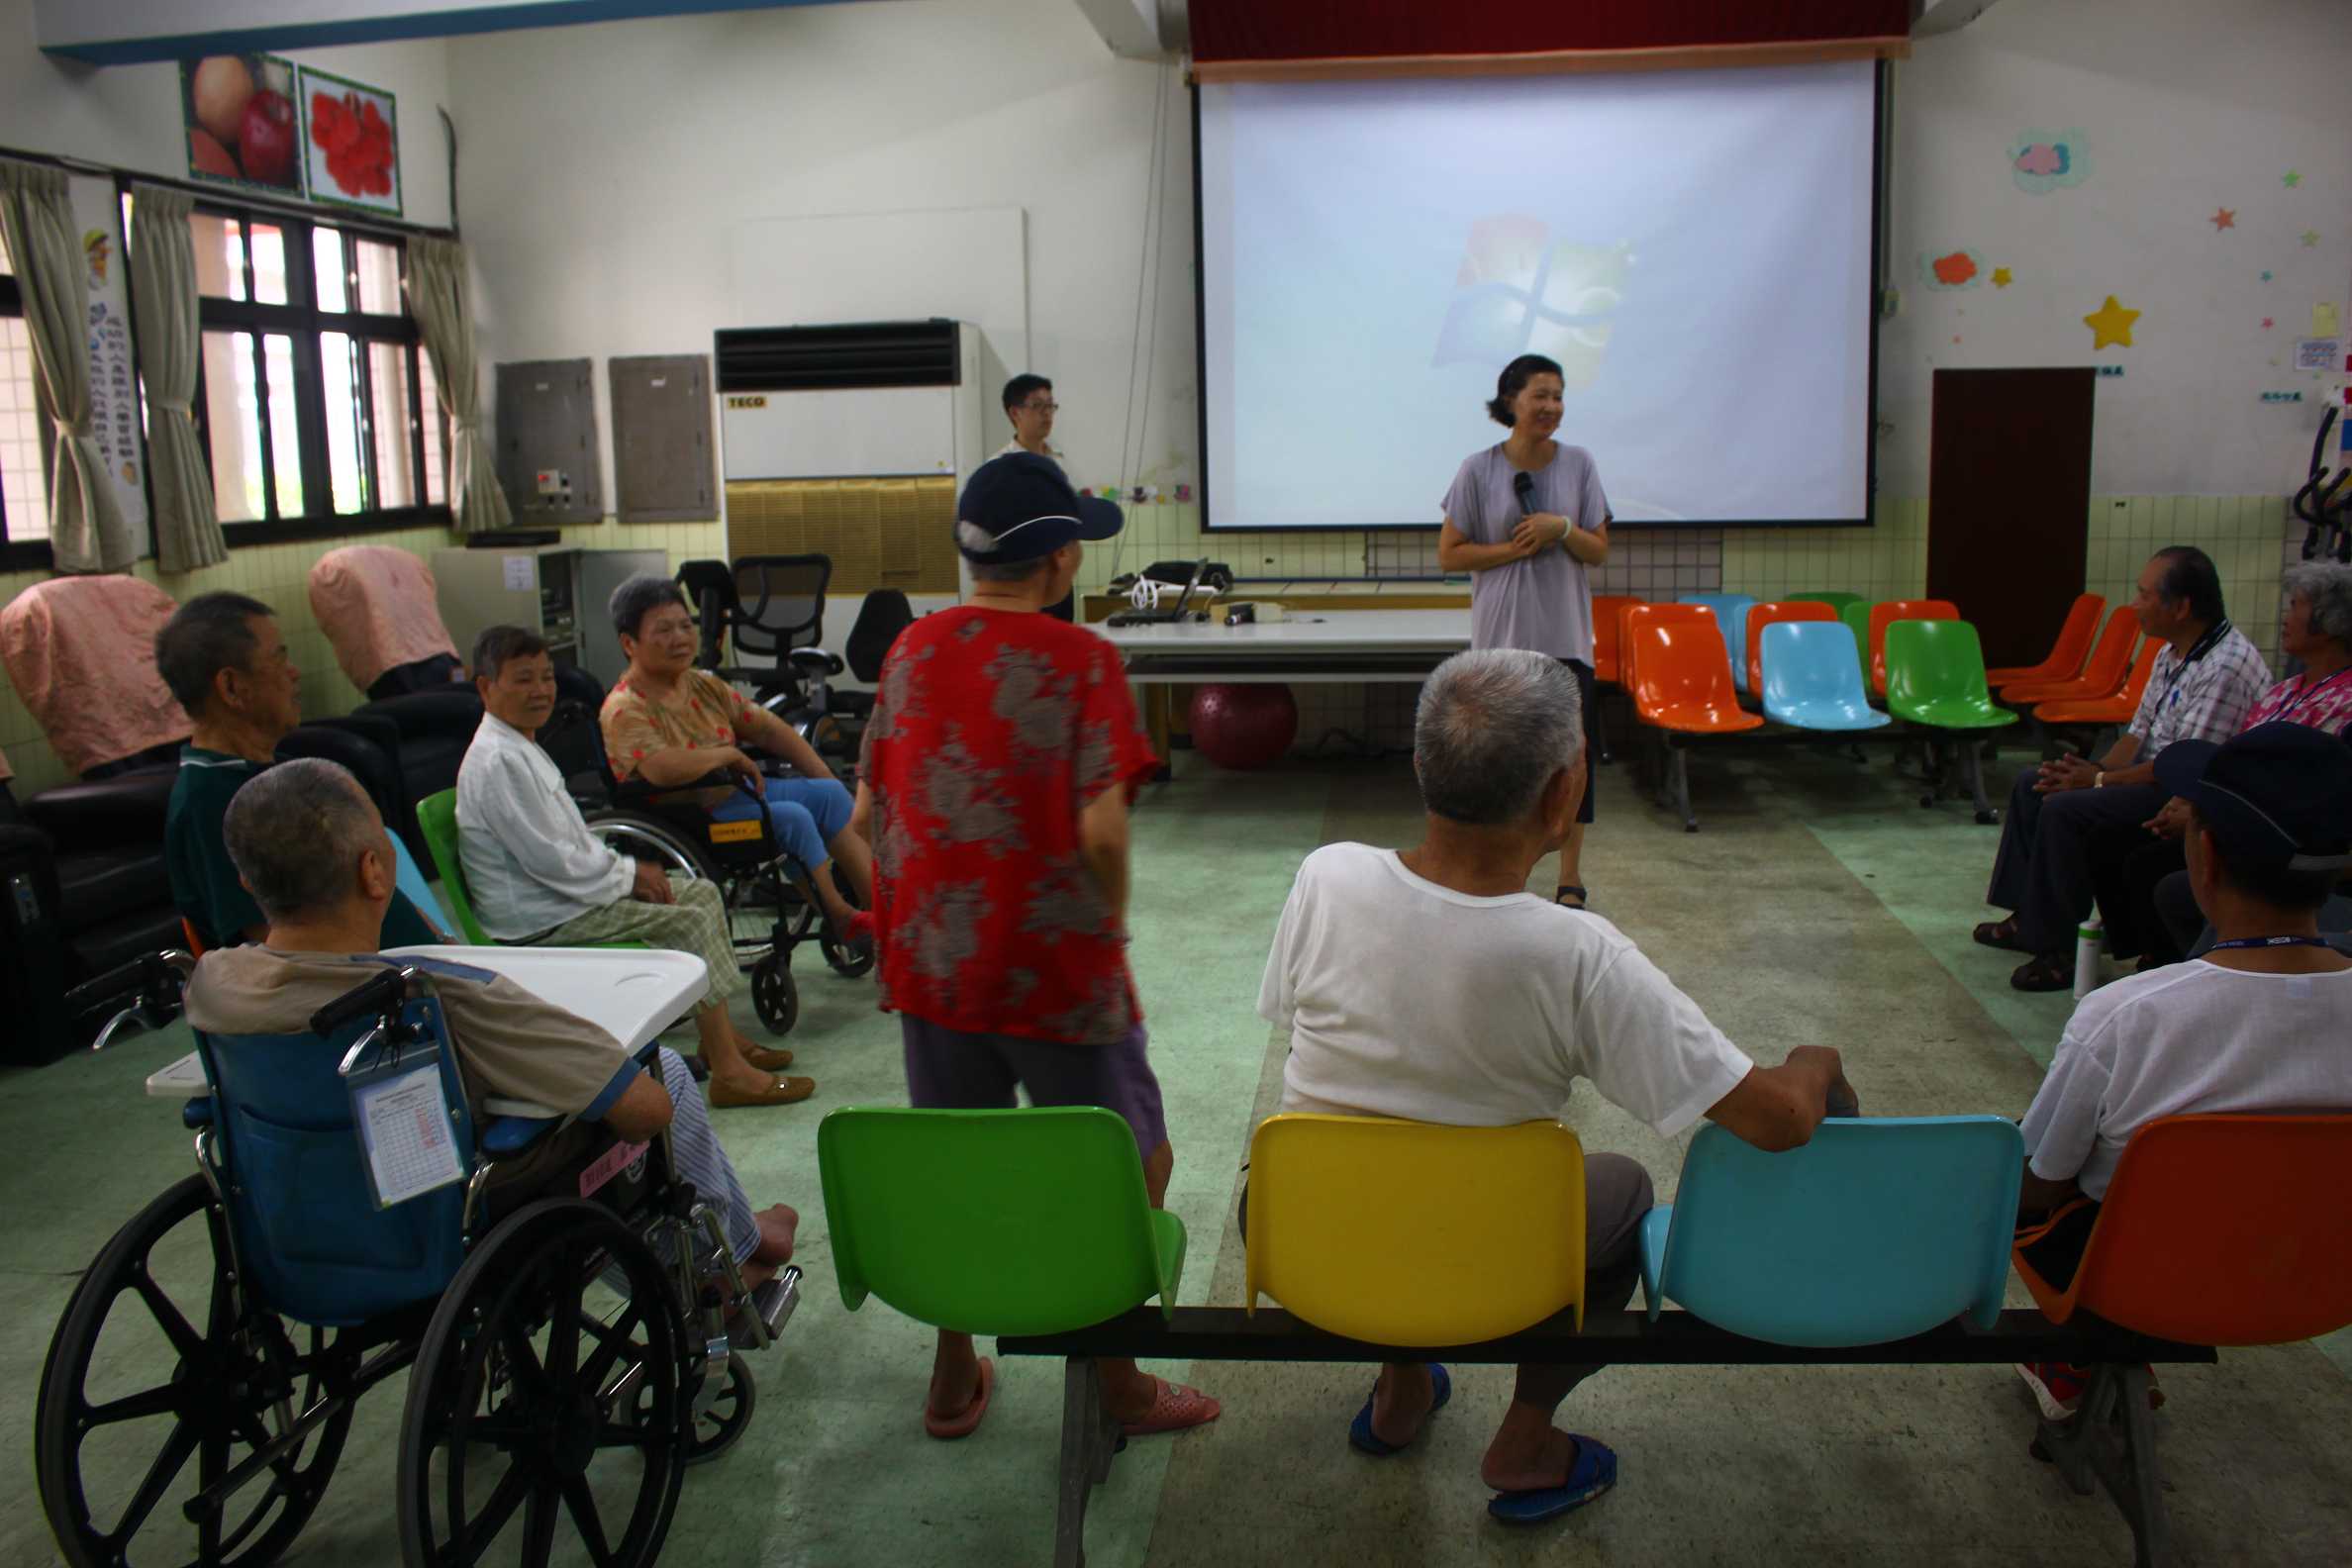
[2209,207,2235,231]
[2262,317,2275,329]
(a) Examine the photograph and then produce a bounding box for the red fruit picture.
[297,66,402,215]
[181,52,303,193]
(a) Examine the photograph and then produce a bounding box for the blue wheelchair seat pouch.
[195,995,478,1325]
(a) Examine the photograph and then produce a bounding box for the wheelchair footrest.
[730,1265,801,1351]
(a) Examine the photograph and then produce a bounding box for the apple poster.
[182,53,305,196]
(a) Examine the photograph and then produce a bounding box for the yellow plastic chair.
[1244,1114,1588,1344]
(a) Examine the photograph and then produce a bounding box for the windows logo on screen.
[1433,217,1632,387]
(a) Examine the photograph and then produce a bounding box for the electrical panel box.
[495,357,602,525]
[611,354,715,523]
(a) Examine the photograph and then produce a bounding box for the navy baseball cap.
[2153,722,2352,872]
[954,451,1124,564]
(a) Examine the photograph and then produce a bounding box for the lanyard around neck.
[2205,934,2334,951]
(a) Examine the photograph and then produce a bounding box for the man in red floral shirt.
[851,451,1219,1441]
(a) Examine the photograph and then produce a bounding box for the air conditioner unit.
[714,319,996,598]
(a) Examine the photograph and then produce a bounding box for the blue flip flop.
[1347,1364,1451,1456]
[1487,1433,1617,1524]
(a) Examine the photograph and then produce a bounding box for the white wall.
[0,0,456,229]
[1881,0,2352,497]
[445,0,1196,512]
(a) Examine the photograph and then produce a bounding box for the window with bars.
[190,199,450,542]
[0,229,54,560]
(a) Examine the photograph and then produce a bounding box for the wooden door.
[1925,368,2095,669]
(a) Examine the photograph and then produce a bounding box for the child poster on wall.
[298,66,402,218]
[181,54,305,196]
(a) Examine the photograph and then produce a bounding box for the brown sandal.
[740,1044,795,1072]
[709,1074,817,1108]
[1973,917,2028,952]
[2009,954,2073,993]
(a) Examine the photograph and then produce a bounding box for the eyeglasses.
[1020,400,1059,414]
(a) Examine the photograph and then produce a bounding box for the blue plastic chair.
[1639,1117,2023,1347]
[1759,621,1893,732]
[1680,594,1757,691]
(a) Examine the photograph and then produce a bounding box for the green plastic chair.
[1838,599,1876,651]
[1883,619,2019,732]
[1792,591,1867,615]
[414,787,646,950]
[818,1105,1187,1334]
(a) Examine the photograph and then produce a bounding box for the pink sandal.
[924,1356,995,1440]
[1120,1377,1221,1437]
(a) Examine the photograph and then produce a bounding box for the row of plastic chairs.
[1993,595,2165,727]
[820,1101,2352,1357]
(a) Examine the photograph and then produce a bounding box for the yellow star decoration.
[1992,266,2013,288]
[2084,294,2139,349]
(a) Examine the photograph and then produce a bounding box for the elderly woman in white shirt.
[454,625,815,1110]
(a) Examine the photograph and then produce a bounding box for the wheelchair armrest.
[479,1114,565,1158]
[788,647,845,678]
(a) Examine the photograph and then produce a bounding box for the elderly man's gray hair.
[2283,560,2352,647]
[1414,649,1585,825]
[222,758,383,922]
[610,573,690,640]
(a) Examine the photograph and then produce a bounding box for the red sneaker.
[2017,1361,2088,1421]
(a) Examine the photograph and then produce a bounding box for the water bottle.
[2073,918,2105,999]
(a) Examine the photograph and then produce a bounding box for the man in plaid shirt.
[1976,546,2270,991]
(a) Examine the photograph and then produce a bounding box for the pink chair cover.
[307,545,460,691]
[0,576,191,776]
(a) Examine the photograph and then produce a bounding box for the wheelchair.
[35,951,801,1568]
[537,668,871,1040]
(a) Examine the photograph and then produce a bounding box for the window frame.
[191,195,451,546]
[0,262,46,570]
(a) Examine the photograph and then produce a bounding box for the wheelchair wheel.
[670,1352,755,1467]
[37,1175,352,1568]
[750,954,798,1035]
[583,810,711,885]
[397,1198,684,1568]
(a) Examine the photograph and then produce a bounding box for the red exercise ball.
[1188,683,1297,771]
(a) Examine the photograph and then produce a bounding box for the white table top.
[1098,608,1472,655]
[145,946,708,1100]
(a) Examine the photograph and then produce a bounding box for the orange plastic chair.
[1629,620,1761,833]
[1618,602,1713,697]
[1985,593,2106,688]
[1591,595,1640,685]
[2000,607,2139,705]
[1865,600,1958,697]
[2033,635,2162,726]
[1744,600,1838,695]
[2013,1115,2352,1562]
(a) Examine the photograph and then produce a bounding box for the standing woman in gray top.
[1436,353,1614,908]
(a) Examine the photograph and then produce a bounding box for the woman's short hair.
[221,758,381,922]
[2283,560,2352,646]
[471,624,548,681]
[1414,649,1584,825]
[610,573,689,640]
[1486,353,1565,428]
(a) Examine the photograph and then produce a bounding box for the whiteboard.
[724,206,1028,368]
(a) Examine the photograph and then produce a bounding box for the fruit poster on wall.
[297,66,401,217]
[182,54,304,196]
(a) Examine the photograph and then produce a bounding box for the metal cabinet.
[433,545,667,690]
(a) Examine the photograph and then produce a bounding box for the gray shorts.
[900,1015,1169,1157]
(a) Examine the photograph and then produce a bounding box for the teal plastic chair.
[1758,621,1892,732]
[1640,1117,2023,1346]
[1792,591,1867,615]
[818,1106,1186,1334]
[1883,620,2019,732]
[1681,594,1757,692]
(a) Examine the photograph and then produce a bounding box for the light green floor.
[5,745,2348,1567]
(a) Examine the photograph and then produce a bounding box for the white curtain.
[128,183,225,573]
[405,235,512,535]
[0,157,133,572]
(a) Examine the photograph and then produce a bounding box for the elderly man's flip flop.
[924,1357,995,1439]
[1487,1434,1617,1525]
[1120,1377,1222,1437]
[1348,1364,1452,1456]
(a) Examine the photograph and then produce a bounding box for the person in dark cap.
[2011,722,2352,1418]
[848,451,1219,1443]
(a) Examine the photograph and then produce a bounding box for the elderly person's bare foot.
[754,1203,799,1264]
